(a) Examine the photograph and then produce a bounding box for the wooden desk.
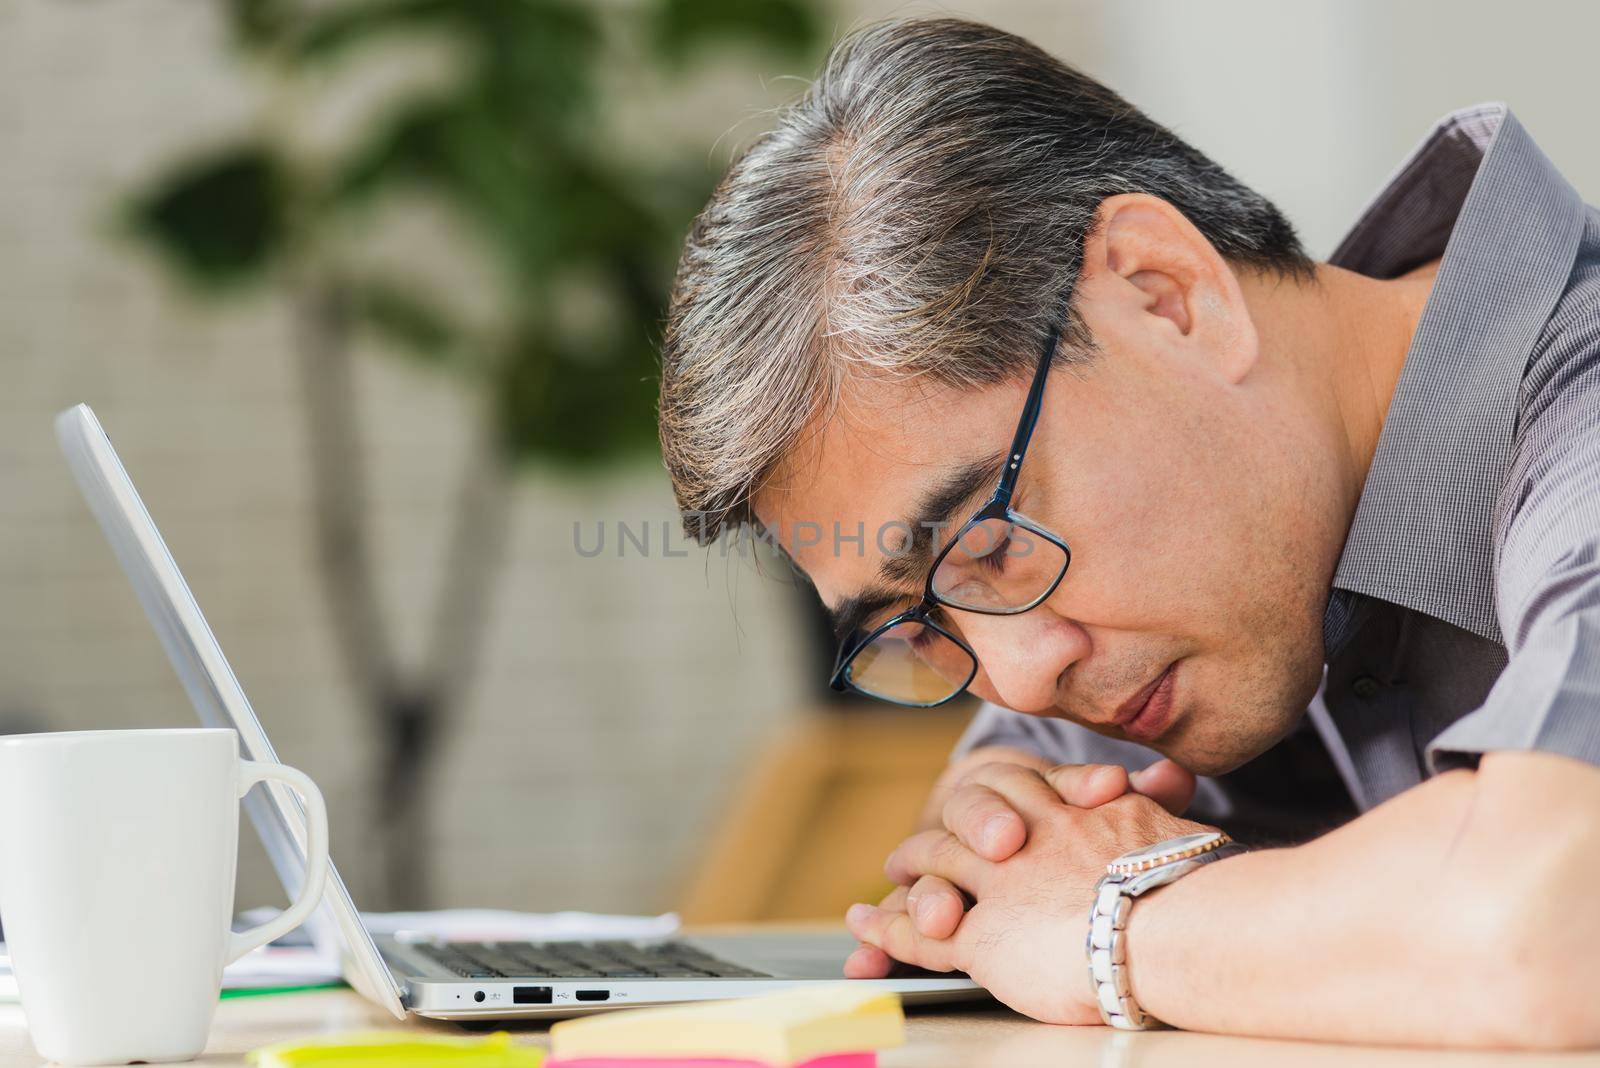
[2,987,1596,1067]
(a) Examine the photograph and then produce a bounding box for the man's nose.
[958,610,1090,714]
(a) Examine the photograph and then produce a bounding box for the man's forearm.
[1125,751,1600,1047]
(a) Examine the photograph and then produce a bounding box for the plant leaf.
[124,145,293,290]
[354,278,464,367]
[647,0,821,64]
[496,327,661,464]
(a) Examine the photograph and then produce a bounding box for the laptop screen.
[54,404,406,1018]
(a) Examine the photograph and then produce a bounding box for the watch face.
[1108,831,1227,874]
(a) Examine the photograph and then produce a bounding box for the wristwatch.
[1086,830,1243,1030]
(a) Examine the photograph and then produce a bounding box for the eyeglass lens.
[930,514,1067,613]
[843,618,974,706]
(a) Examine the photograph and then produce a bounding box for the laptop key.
[416,940,770,982]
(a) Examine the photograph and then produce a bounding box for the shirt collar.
[1322,104,1586,652]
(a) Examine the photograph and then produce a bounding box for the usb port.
[513,986,553,1004]
[575,990,610,1002]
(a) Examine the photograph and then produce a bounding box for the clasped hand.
[843,753,1207,1023]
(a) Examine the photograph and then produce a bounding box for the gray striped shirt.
[958,104,1600,828]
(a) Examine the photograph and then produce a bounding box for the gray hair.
[659,17,1309,540]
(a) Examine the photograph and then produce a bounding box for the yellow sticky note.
[249,1030,544,1068]
[549,985,904,1067]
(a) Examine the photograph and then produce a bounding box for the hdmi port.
[575,989,610,1002]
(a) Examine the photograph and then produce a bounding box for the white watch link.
[1086,830,1243,1030]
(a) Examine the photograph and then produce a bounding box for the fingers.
[886,829,992,893]
[946,746,1055,782]
[843,942,894,979]
[953,762,1067,821]
[936,759,1193,862]
[941,784,1026,861]
[1033,759,1195,814]
[877,884,910,912]
[843,884,913,979]
[919,747,1055,831]
[905,874,965,939]
[942,761,1141,862]
[1042,763,1131,808]
[845,902,961,974]
[1128,758,1197,814]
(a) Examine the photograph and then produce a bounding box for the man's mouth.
[1112,662,1178,744]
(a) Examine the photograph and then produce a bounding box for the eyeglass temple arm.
[995,319,1062,498]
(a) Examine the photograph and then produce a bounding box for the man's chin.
[1161,707,1307,777]
[1166,745,1251,778]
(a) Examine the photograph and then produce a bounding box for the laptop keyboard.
[414,940,771,980]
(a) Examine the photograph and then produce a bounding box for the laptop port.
[513,986,553,1004]
[575,990,610,1002]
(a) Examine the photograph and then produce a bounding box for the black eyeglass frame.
[828,317,1073,707]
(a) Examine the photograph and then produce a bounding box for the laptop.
[53,403,986,1021]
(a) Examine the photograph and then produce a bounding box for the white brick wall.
[0,0,811,916]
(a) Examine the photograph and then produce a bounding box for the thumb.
[1043,762,1131,808]
[1128,759,1196,814]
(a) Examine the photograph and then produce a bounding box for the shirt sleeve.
[1429,385,1600,771]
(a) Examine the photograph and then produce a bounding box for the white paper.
[221,945,343,989]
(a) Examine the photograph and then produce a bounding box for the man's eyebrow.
[824,453,1005,643]
[827,583,908,647]
[879,453,1005,584]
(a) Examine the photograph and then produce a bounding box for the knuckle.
[932,832,966,863]
[1043,762,1083,791]
[886,830,938,877]
[886,912,920,951]
[1105,791,1152,814]
[1104,792,1169,835]
[965,760,1020,789]
[946,782,996,816]
[993,761,1047,786]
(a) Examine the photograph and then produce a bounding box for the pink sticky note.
[545,1053,876,1068]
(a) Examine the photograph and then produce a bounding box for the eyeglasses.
[828,318,1072,707]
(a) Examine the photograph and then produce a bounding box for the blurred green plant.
[123,0,820,907]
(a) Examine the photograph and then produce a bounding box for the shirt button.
[1352,675,1381,700]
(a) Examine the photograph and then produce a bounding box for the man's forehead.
[756,375,958,553]
[752,372,1017,605]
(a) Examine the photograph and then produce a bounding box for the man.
[659,18,1600,1047]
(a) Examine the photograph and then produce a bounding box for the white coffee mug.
[0,728,330,1065]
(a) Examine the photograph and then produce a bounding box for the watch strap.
[1086,876,1150,1029]
[1086,838,1243,1030]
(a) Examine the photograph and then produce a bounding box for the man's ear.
[1077,193,1259,385]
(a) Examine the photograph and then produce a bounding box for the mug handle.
[224,761,332,966]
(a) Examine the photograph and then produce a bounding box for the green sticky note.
[220,982,346,1000]
[250,1031,544,1068]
